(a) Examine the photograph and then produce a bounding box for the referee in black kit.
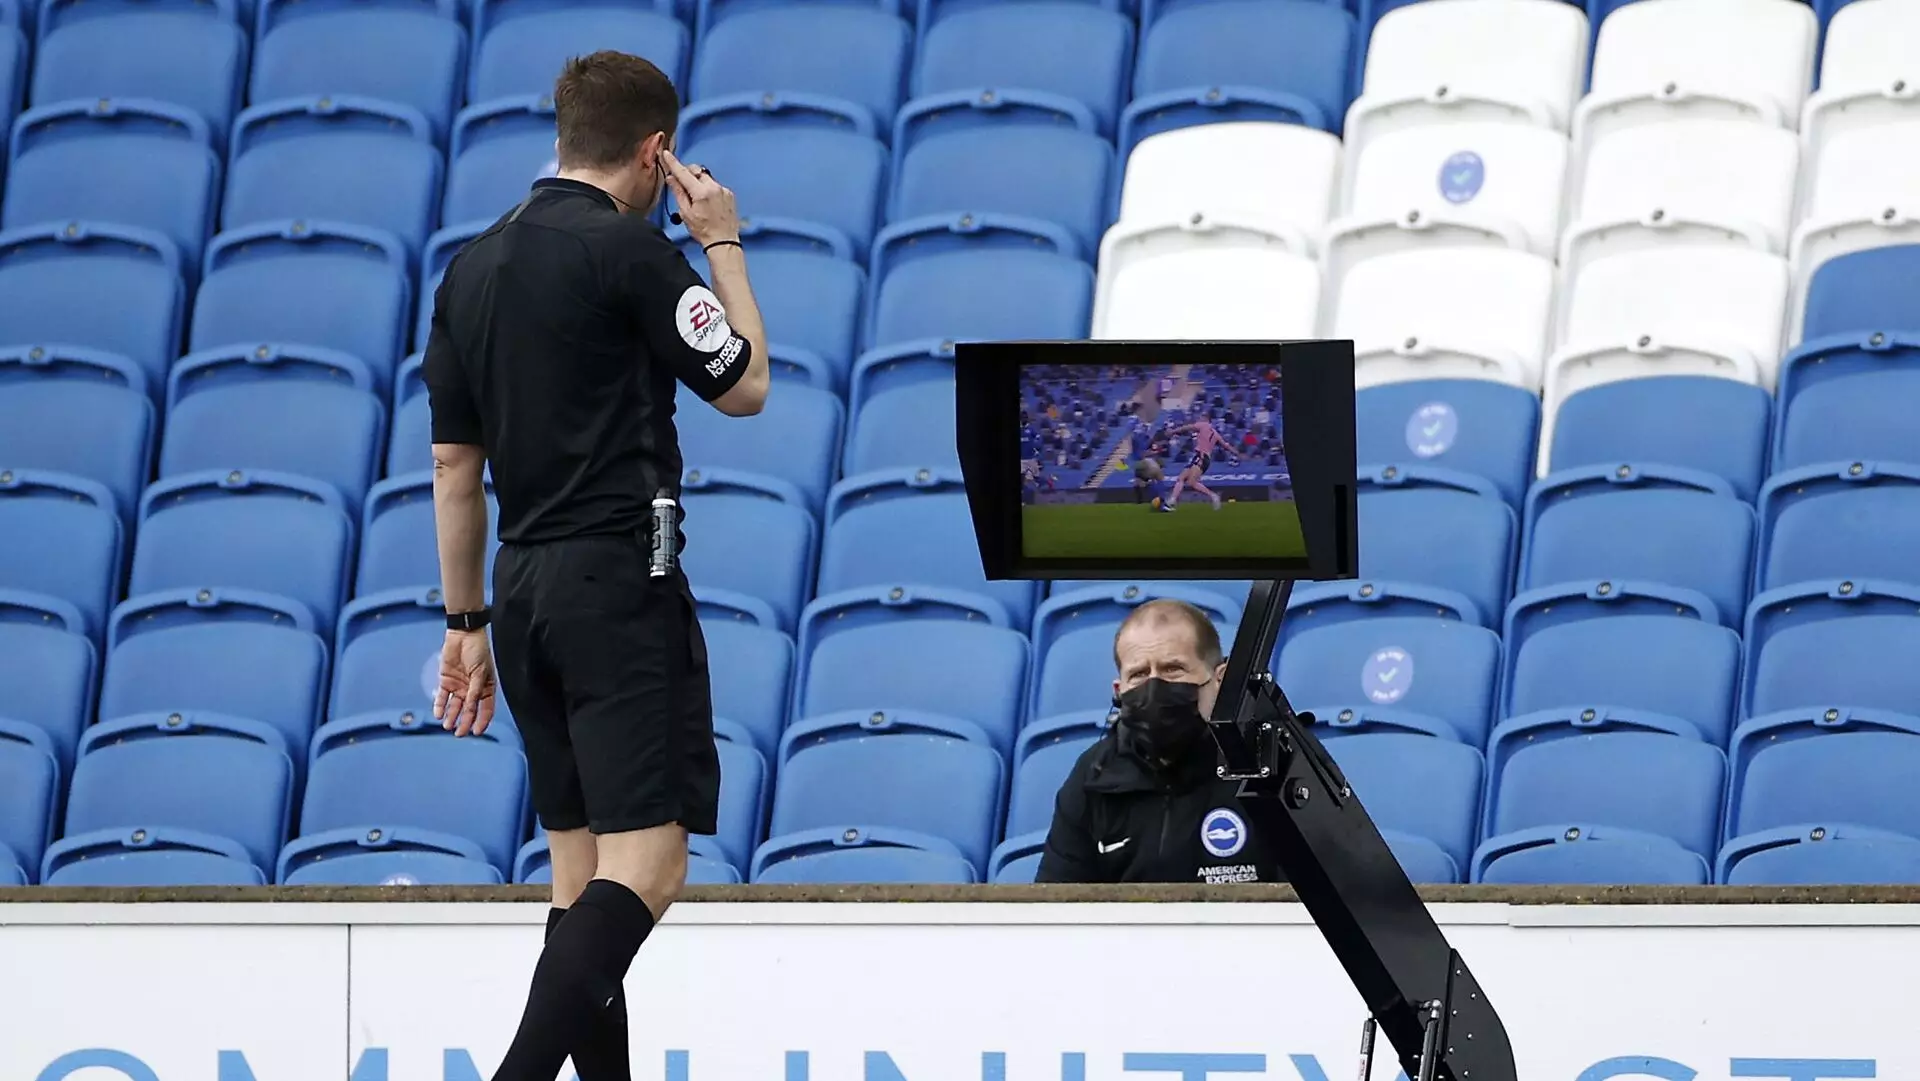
[422,51,768,1081]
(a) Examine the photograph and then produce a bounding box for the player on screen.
[1128,425,1173,507]
[1161,417,1239,511]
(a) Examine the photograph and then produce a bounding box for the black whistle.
[649,489,678,578]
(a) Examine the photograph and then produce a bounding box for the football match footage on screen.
[1018,361,1304,561]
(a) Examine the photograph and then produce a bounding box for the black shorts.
[1188,452,1212,473]
[491,533,719,836]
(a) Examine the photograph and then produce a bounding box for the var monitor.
[954,340,1358,583]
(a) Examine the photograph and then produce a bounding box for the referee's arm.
[656,149,769,416]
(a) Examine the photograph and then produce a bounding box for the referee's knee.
[593,826,690,916]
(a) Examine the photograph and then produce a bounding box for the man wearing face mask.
[1035,599,1281,884]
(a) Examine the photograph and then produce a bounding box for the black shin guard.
[493,882,656,1081]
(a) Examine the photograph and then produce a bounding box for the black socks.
[491,880,656,1081]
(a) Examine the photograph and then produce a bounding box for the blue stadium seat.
[0,720,58,882]
[1321,732,1482,873]
[1503,614,1742,748]
[415,220,480,348]
[888,110,1113,255]
[283,850,503,885]
[55,713,294,875]
[161,347,387,514]
[683,245,865,393]
[1756,463,1920,595]
[191,223,413,392]
[676,118,888,260]
[1279,617,1502,749]
[687,852,740,884]
[331,589,447,720]
[445,96,556,227]
[0,851,24,885]
[252,0,467,139]
[100,591,329,762]
[712,733,768,870]
[845,379,957,475]
[1548,377,1773,502]
[795,621,1029,756]
[1742,590,1920,723]
[0,28,20,154]
[1483,721,1726,859]
[292,718,528,875]
[1719,826,1920,886]
[691,4,912,130]
[1032,626,1120,720]
[32,0,248,140]
[1121,0,1355,155]
[681,492,816,631]
[849,339,960,420]
[1003,712,1106,839]
[754,839,978,884]
[1516,473,1754,630]
[224,98,444,259]
[133,472,354,633]
[0,472,123,637]
[1772,335,1920,474]
[1728,715,1920,847]
[911,2,1134,134]
[46,848,268,885]
[1799,244,1920,341]
[1476,828,1710,886]
[387,363,432,476]
[697,0,887,37]
[0,223,186,396]
[0,347,154,519]
[1355,379,1539,509]
[471,0,688,102]
[1351,487,1516,627]
[358,473,501,597]
[0,616,94,770]
[678,381,843,511]
[770,712,1005,871]
[1031,583,1240,679]
[5,100,221,272]
[701,619,792,760]
[867,215,1091,348]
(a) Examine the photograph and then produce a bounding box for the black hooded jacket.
[1034,723,1283,884]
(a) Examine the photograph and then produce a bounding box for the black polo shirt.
[423,178,751,544]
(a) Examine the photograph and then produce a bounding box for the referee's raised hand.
[434,627,496,737]
[661,148,739,245]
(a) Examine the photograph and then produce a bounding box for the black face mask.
[1115,677,1209,771]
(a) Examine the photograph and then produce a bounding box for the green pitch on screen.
[1021,500,1307,560]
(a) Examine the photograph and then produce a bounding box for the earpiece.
[670,212,683,224]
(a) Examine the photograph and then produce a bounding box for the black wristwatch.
[446,607,491,632]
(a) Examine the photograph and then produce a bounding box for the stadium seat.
[1382,831,1461,885]
[1032,627,1125,721]
[1787,123,1920,344]
[709,733,768,870]
[1573,0,1816,165]
[1720,826,1920,886]
[1093,221,1317,340]
[57,713,295,874]
[1476,828,1710,886]
[283,850,503,886]
[0,472,123,637]
[32,0,249,141]
[702,619,793,760]
[1030,583,1240,681]
[768,713,1004,872]
[1503,614,1742,748]
[991,850,1040,884]
[0,347,155,518]
[190,223,413,392]
[0,223,186,397]
[1003,712,1107,839]
[1330,248,1556,391]
[294,718,528,874]
[688,244,865,393]
[888,116,1112,257]
[101,592,329,764]
[690,5,912,131]
[5,99,222,272]
[680,492,816,631]
[1483,721,1726,859]
[1121,0,1354,154]
[1347,0,1588,159]
[387,359,432,476]
[1279,617,1502,749]
[676,119,887,260]
[253,0,467,138]
[1352,488,1515,626]
[845,379,958,475]
[1563,120,1800,279]
[796,621,1028,756]
[358,473,500,598]
[1773,351,1920,478]
[0,720,58,881]
[46,848,268,885]
[1544,377,1773,500]
[910,1,1133,135]
[444,96,555,227]
[754,831,978,884]
[1518,471,1754,629]
[415,220,480,348]
[1322,732,1482,873]
[1742,586,1920,724]
[161,347,387,514]
[871,236,1093,352]
[132,472,354,633]
[472,0,686,102]
[330,589,448,720]
[1114,121,1340,257]
[223,98,444,260]
[1355,379,1540,508]
[678,382,843,512]
[1728,716,1920,848]
[0,28,19,154]
[1801,0,1920,181]
[1756,463,1920,595]
[1797,245,1920,342]
[0,617,94,770]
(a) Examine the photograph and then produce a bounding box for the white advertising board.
[1,902,1914,1081]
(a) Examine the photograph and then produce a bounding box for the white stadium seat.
[1116,122,1342,257]
[1786,121,1920,342]
[1574,0,1816,169]
[1328,247,1556,391]
[1542,246,1791,457]
[1345,0,1589,168]
[1092,216,1321,339]
[1561,119,1800,279]
[1325,121,1568,283]
[1801,0,1920,181]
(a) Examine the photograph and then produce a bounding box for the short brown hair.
[552,51,680,171]
[1113,598,1226,669]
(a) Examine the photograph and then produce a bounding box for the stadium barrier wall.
[2,886,1915,1081]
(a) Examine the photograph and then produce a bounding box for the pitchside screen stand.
[1211,579,1517,1081]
